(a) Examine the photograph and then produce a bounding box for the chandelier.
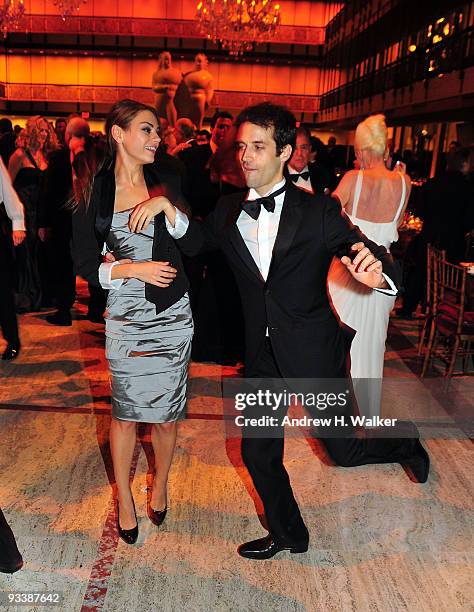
[53,0,88,21]
[0,0,25,37]
[196,0,281,55]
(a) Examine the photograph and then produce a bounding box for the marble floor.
[0,286,472,612]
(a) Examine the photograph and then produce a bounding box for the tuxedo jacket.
[184,183,399,378]
[71,163,196,314]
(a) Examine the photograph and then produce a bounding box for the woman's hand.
[131,261,177,287]
[128,196,172,233]
[341,242,387,289]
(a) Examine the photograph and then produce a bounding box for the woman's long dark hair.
[73,99,159,210]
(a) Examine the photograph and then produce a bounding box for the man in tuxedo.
[285,126,335,195]
[168,103,429,559]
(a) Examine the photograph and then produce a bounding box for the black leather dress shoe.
[147,504,167,527]
[402,439,430,483]
[117,502,138,545]
[2,343,20,361]
[46,310,72,326]
[238,535,308,560]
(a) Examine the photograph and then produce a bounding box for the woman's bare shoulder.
[336,168,358,188]
[8,148,27,176]
[9,148,25,162]
[342,168,358,179]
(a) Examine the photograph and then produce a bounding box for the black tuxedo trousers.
[244,338,416,546]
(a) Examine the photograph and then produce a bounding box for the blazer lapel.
[226,196,264,282]
[94,170,115,241]
[144,166,167,248]
[267,184,304,280]
[144,164,164,199]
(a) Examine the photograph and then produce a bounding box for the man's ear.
[279,144,293,164]
[111,124,123,146]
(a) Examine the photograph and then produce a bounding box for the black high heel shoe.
[117,498,138,545]
[147,483,167,527]
[147,502,167,527]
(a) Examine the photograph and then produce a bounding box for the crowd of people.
[0,98,472,572]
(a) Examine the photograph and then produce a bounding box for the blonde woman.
[8,117,58,311]
[328,114,411,418]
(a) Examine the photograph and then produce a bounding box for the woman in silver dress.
[72,99,197,544]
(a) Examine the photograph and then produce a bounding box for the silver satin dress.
[104,210,193,423]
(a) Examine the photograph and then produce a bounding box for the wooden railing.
[11,14,325,47]
[0,83,321,115]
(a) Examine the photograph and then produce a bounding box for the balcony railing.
[320,26,474,111]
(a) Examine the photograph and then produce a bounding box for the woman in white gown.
[328,114,411,418]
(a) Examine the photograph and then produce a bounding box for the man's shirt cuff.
[98,261,124,290]
[375,273,397,295]
[165,208,189,239]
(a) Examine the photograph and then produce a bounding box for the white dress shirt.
[0,157,25,231]
[288,164,313,194]
[236,178,286,281]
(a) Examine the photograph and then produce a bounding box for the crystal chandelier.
[53,0,88,21]
[196,0,281,55]
[0,0,25,37]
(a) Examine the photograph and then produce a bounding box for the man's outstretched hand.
[341,242,388,289]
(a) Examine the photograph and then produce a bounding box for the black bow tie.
[241,184,286,220]
[289,171,310,182]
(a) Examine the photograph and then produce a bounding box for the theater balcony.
[317,1,474,128]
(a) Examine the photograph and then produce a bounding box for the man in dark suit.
[177,112,244,364]
[39,118,108,325]
[285,126,336,195]
[177,111,234,218]
[166,103,430,560]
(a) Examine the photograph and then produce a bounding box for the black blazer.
[71,163,198,314]
[186,183,399,377]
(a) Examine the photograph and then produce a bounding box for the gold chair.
[421,259,474,384]
[417,244,445,356]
